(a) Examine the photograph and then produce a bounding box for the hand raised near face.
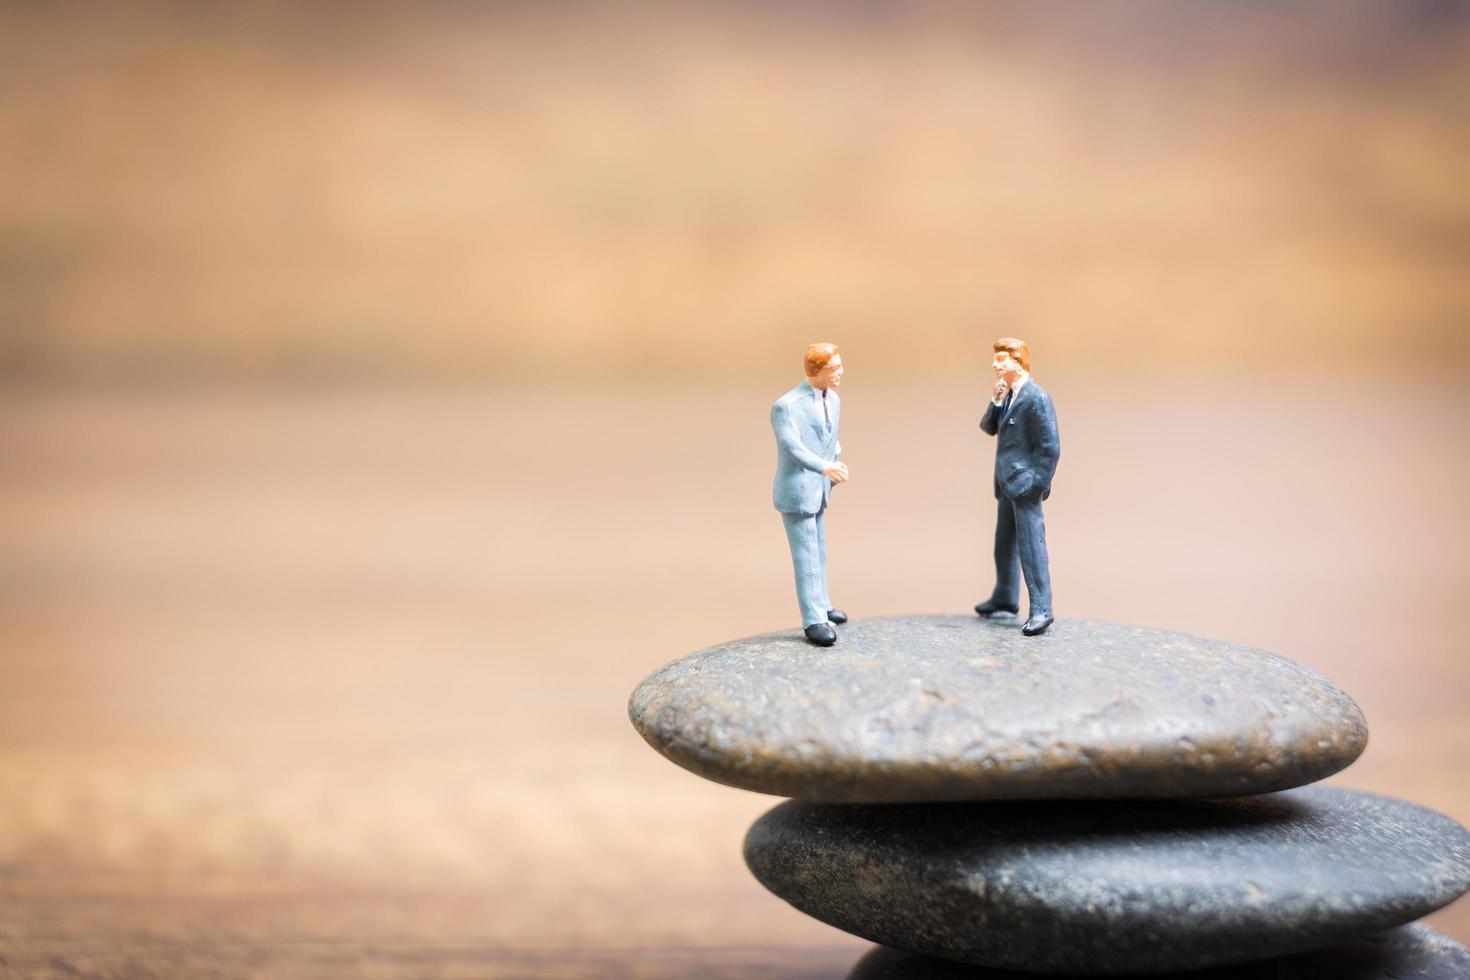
[992,377,1010,402]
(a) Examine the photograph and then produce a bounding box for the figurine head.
[992,338,1029,384]
[805,343,844,390]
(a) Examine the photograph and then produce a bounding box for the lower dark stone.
[846,923,1470,979]
[744,786,1470,974]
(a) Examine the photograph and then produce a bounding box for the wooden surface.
[0,380,1466,978]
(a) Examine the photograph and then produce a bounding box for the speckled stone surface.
[629,615,1367,802]
[845,923,1470,979]
[744,786,1470,975]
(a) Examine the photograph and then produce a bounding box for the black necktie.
[822,390,831,432]
[1002,390,1013,417]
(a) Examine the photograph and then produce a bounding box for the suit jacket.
[980,378,1060,500]
[772,380,841,514]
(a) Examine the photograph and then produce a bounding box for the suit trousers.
[782,507,832,627]
[989,493,1052,617]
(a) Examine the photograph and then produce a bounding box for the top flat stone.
[628,615,1367,802]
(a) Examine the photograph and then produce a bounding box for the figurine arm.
[772,401,830,473]
[1032,396,1061,487]
[979,400,1002,436]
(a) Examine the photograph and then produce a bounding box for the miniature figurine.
[772,343,848,646]
[975,338,1059,636]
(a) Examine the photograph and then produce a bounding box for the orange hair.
[804,343,841,377]
[992,337,1030,372]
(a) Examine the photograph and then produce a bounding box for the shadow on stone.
[845,923,1470,979]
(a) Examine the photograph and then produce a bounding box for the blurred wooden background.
[0,379,1466,977]
[2,1,1467,384]
[1,2,1468,976]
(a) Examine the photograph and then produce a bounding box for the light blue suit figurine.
[772,343,849,646]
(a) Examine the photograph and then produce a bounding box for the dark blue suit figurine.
[772,343,849,647]
[975,337,1059,636]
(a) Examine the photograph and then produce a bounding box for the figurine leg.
[782,511,828,628]
[815,507,833,613]
[1013,495,1053,619]
[986,495,1021,610]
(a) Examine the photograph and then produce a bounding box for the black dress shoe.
[1022,614,1054,636]
[804,622,838,646]
[974,599,1020,618]
[826,609,848,625]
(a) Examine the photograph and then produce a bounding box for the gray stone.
[629,615,1366,802]
[744,786,1470,975]
[846,923,1470,979]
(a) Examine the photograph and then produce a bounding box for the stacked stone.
[629,615,1470,976]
